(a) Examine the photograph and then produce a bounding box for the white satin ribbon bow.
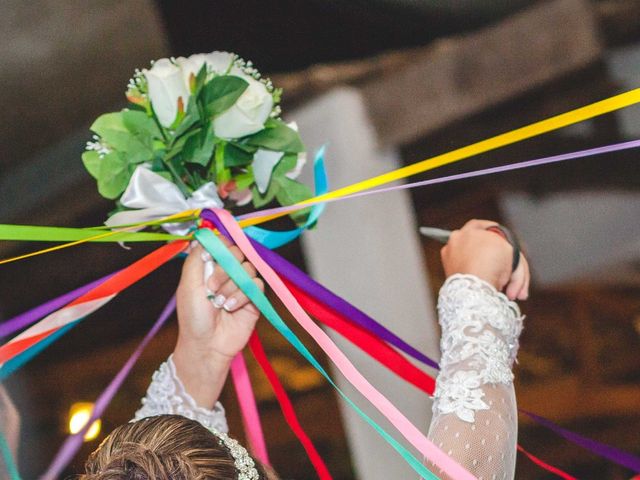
[105,166,223,235]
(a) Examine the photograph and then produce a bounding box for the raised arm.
[134,239,263,433]
[427,220,530,480]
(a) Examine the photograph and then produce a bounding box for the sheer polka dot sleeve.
[427,274,524,480]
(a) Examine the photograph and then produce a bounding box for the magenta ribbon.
[203,210,640,476]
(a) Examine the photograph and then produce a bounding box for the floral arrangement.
[82,51,311,231]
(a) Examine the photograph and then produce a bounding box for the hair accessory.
[209,428,260,480]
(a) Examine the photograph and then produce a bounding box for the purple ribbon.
[0,273,115,339]
[520,410,640,473]
[201,209,440,371]
[237,139,640,222]
[41,296,176,480]
[204,209,640,474]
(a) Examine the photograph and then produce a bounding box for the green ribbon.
[195,228,439,480]
[0,429,21,480]
[0,224,186,242]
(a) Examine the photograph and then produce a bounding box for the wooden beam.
[361,0,603,146]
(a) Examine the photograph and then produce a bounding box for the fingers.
[215,276,265,312]
[208,243,246,292]
[178,241,207,290]
[462,219,500,231]
[505,254,530,301]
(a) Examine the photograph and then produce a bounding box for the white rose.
[175,51,240,92]
[143,58,190,128]
[213,76,274,139]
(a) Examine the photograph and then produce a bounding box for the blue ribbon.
[244,146,327,249]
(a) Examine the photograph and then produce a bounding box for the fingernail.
[223,298,238,311]
[213,294,226,308]
[190,240,199,250]
[201,251,212,262]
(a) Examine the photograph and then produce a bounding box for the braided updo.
[80,415,272,480]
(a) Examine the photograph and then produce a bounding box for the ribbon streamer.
[238,138,640,224]
[195,226,447,479]
[520,410,640,473]
[41,296,177,480]
[0,272,114,339]
[0,430,20,480]
[249,332,333,479]
[516,445,578,480]
[198,211,476,479]
[230,352,270,466]
[0,241,187,371]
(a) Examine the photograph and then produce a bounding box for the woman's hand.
[440,219,530,300]
[173,237,263,409]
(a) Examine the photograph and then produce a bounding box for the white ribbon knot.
[105,166,223,235]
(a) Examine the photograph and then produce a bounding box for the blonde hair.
[81,415,274,480]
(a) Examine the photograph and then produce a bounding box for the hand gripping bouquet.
[82,51,312,233]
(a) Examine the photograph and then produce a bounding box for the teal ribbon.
[244,146,327,249]
[0,429,21,480]
[195,227,439,480]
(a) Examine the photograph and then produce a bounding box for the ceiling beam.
[361,0,603,145]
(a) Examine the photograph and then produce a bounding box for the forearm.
[427,274,523,480]
[172,335,232,410]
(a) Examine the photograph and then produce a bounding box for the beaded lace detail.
[434,274,523,423]
[134,355,229,433]
[427,274,524,480]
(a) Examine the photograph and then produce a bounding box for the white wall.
[289,87,440,479]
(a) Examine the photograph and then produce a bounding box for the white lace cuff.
[133,355,229,433]
[433,274,524,423]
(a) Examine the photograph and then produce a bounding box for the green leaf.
[90,112,127,136]
[91,111,156,164]
[224,142,254,167]
[251,182,279,208]
[97,152,131,199]
[82,151,101,179]
[275,177,313,207]
[183,122,216,166]
[273,153,298,177]
[200,75,249,117]
[245,119,305,153]
[122,110,161,140]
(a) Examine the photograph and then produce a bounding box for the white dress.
[135,273,523,480]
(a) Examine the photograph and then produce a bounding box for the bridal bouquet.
[82,52,311,232]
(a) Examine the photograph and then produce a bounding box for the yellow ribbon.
[3,87,640,264]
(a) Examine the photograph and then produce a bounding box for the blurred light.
[68,402,101,441]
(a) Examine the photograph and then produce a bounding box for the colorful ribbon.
[0,272,115,339]
[238,138,640,224]
[230,352,270,466]
[41,296,177,480]
[0,429,20,480]
[252,233,634,477]
[197,211,475,479]
[244,146,328,250]
[0,241,187,372]
[516,445,578,480]
[249,332,333,479]
[520,410,640,473]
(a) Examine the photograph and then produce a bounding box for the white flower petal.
[253,149,284,194]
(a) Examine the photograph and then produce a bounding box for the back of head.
[81,415,270,480]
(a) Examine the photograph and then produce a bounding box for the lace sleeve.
[427,274,524,480]
[133,355,229,434]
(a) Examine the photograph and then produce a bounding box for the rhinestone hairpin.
[209,428,260,480]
